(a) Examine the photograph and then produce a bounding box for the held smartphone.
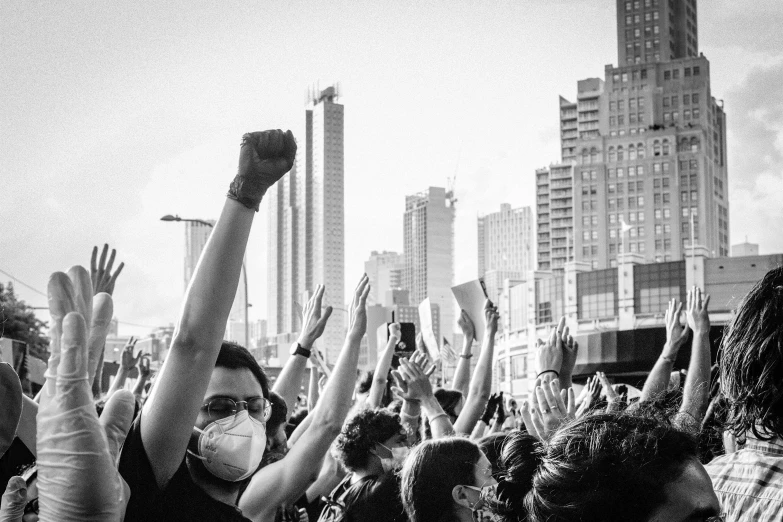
[386,315,416,368]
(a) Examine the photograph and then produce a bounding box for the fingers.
[520,402,540,440]
[566,388,576,417]
[99,243,109,274]
[319,306,333,329]
[551,381,567,414]
[100,389,136,463]
[45,272,77,399]
[424,365,436,377]
[313,285,325,316]
[535,387,551,414]
[57,312,91,411]
[67,265,93,328]
[107,262,124,293]
[702,293,710,310]
[0,475,27,521]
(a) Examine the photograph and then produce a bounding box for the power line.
[0,267,48,297]
[0,267,158,330]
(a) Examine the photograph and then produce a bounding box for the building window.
[633,261,686,314]
[664,70,671,80]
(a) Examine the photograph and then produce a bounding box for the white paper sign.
[451,278,488,344]
[418,298,441,362]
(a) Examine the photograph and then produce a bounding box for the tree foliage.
[0,282,49,361]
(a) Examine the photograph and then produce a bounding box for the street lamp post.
[161,214,250,349]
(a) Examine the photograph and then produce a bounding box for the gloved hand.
[480,393,499,425]
[228,129,297,211]
[37,273,134,522]
[496,391,507,425]
[0,476,27,522]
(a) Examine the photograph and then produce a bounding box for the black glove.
[480,393,498,425]
[228,130,297,211]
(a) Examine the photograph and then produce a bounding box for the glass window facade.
[535,275,564,325]
[633,261,686,313]
[577,269,619,319]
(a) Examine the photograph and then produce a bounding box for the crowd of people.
[1,129,781,521]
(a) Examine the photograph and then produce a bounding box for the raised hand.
[535,326,563,383]
[559,317,578,384]
[139,355,152,379]
[91,244,124,296]
[229,129,297,211]
[483,299,499,336]
[521,380,575,441]
[685,286,710,335]
[37,312,135,521]
[480,393,500,425]
[458,309,475,341]
[388,322,402,342]
[577,375,603,416]
[120,337,141,371]
[297,285,333,350]
[663,298,690,358]
[391,357,436,402]
[597,371,621,412]
[347,275,371,341]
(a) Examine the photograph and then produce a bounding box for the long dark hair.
[500,411,699,522]
[720,267,783,440]
[400,437,482,522]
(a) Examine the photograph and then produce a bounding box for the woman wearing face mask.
[400,437,498,522]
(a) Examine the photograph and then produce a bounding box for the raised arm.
[451,310,475,397]
[680,287,711,425]
[453,300,498,436]
[274,285,332,418]
[239,275,370,521]
[367,322,400,408]
[132,355,152,399]
[141,130,296,488]
[307,368,320,411]
[106,338,139,398]
[640,298,690,402]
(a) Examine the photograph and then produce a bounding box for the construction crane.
[446,146,460,208]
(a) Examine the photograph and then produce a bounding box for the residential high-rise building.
[537,0,729,271]
[364,251,404,306]
[267,85,345,364]
[402,187,456,337]
[478,203,534,301]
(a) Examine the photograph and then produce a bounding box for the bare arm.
[140,130,296,488]
[453,300,498,436]
[239,276,370,521]
[274,285,332,418]
[307,368,320,411]
[680,288,711,425]
[641,299,689,402]
[451,310,475,397]
[367,323,400,408]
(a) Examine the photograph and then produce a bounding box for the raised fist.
[228,129,297,211]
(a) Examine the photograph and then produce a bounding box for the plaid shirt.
[705,434,783,521]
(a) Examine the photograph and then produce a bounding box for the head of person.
[478,433,508,479]
[285,407,308,439]
[434,388,464,423]
[262,391,289,462]
[501,411,720,522]
[334,408,408,475]
[187,341,270,484]
[400,437,497,522]
[720,266,783,441]
[355,370,374,403]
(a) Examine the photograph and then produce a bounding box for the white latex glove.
[36,310,134,522]
[0,476,27,522]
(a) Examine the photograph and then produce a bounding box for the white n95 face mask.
[187,410,267,482]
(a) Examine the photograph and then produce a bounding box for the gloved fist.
[228,129,297,211]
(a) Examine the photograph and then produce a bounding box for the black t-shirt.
[118,417,252,522]
[323,472,407,522]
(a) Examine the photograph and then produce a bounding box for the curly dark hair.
[334,408,403,472]
[720,266,783,440]
[500,411,699,522]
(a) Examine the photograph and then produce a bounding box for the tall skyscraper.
[478,203,534,301]
[268,85,345,363]
[537,0,728,271]
[402,187,456,337]
[184,220,215,290]
[364,251,404,306]
[184,220,248,346]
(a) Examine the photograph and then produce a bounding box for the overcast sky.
[2,0,783,337]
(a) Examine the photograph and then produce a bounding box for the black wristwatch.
[290,343,312,358]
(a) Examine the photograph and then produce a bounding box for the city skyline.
[2,1,782,338]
